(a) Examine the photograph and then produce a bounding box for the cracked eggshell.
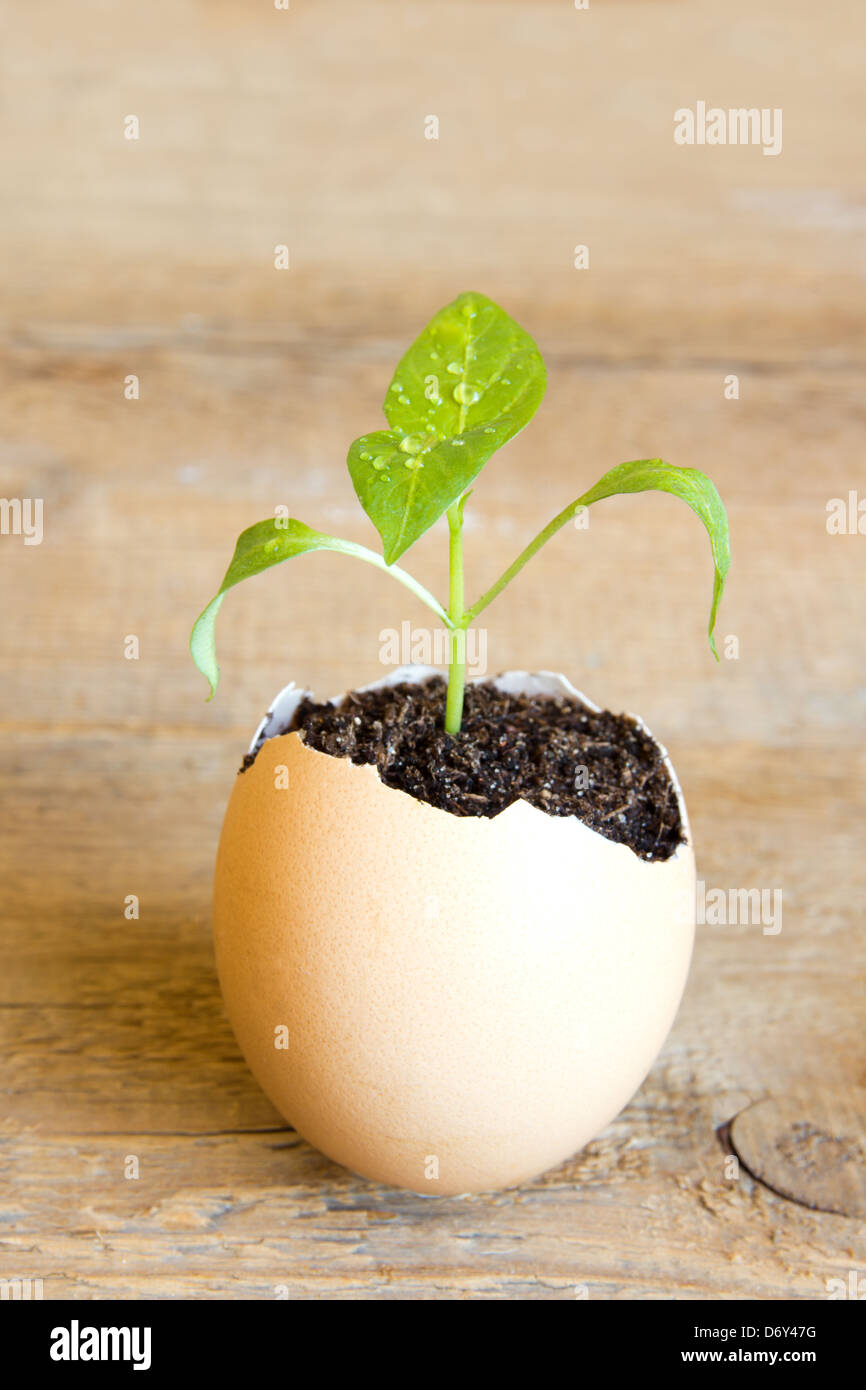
[213,667,696,1195]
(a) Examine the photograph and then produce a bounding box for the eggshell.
[213,667,696,1195]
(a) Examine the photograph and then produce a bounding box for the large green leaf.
[190,517,449,698]
[383,290,546,439]
[348,291,546,564]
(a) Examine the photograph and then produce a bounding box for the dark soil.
[243,676,685,861]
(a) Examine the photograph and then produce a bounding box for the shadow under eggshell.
[213,670,696,1195]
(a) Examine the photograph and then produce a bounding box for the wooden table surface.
[2,0,864,1299]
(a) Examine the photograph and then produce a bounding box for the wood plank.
[1,0,864,1299]
[2,1123,864,1300]
[2,733,864,1297]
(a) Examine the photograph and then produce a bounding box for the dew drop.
[453,382,480,405]
[372,456,389,470]
[483,426,495,434]
[446,361,462,375]
[360,451,371,460]
[403,457,423,470]
[400,434,424,453]
[390,382,402,393]
[398,394,411,406]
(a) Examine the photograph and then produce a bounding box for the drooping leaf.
[573,460,730,657]
[575,455,733,650]
[190,517,448,698]
[465,459,730,660]
[348,291,546,564]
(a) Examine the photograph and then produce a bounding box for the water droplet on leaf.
[453,382,479,405]
[446,361,462,375]
[400,434,424,453]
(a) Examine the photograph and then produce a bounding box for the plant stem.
[463,495,581,624]
[444,501,467,734]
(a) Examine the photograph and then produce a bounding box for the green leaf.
[348,291,546,564]
[190,517,450,698]
[383,290,546,440]
[464,459,730,661]
[574,460,731,658]
[347,423,512,567]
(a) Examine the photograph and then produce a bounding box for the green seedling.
[191,292,730,734]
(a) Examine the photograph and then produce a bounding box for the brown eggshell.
[213,669,696,1195]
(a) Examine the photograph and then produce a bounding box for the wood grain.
[1,0,865,1299]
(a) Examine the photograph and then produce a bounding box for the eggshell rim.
[245,665,692,855]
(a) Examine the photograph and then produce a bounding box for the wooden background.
[1,0,864,1299]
